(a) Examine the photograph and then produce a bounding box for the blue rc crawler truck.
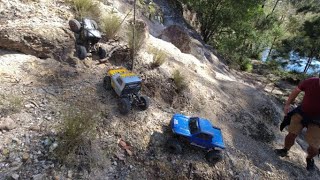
[167,114,225,164]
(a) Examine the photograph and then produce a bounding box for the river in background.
[261,49,320,74]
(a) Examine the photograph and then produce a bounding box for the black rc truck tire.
[69,19,81,33]
[103,76,112,90]
[119,98,131,115]
[76,45,87,60]
[138,96,150,110]
[167,138,182,154]
[206,149,223,164]
[98,47,107,59]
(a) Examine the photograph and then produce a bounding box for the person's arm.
[284,87,302,115]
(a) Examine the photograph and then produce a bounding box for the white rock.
[49,142,58,152]
[33,174,44,180]
[11,173,19,180]
[67,170,73,178]
[25,103,35,108]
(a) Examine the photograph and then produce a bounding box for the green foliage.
[100,14,122,40]
[281,70,312,84]
[173,70,187,92]
[181,0,320,76]
[277,15,320,73]
[240,58,253,72]
[149,47,167,68]
[127,20,147,57]
[138,0,163,23]
[67,0,101,20]
[181,0,264,42]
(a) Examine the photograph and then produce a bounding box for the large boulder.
[0,25,74,60]
[158,25,191,53]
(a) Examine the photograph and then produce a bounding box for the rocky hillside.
[0,0,319,179]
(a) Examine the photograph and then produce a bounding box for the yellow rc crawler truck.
[104,67,150,114]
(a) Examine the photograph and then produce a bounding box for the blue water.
[261,49,320,74]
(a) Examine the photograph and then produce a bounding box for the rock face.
[0,26,74,60]
[158,25,216,63]
[158,25,191,53]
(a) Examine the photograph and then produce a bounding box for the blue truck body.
[170,114,225,150]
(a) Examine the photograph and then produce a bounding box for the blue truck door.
[191,133,213,149]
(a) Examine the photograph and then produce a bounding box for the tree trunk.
[266,36,277,61]
[266,0,280,19]
[303,57,313,73]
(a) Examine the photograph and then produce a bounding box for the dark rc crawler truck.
[69,18,106,60]
[167,114,225,164]
[103,67,150,115]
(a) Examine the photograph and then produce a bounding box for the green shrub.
[240,58,253,72]
[100,14,122,40]
[55,107,99,167]
[67,0,101,20]
[150,48,167,68]
[173,70,187,92]
[127,19,147,57]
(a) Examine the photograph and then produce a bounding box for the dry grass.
[149,47,167,68]
[173,70,187,92]
[67,0,101,20]
[54,105,105,168]
[0,94,23,116]
[100,13,122,40]
[127,19,147,57]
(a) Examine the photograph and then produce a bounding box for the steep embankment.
[0,0,319,179]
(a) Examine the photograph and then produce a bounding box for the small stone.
[0,117,17,130]
[43,138,53,146]
[11,162,23,169]
[67,170,72,178]
[25,103,35,108]
[49,142,58,152]
[113,161,117,166]
[14,157,21,163]
[22,153,29,162]
[12,138,20,144]
[29,125,41,132]
[33,173,44,180]
[2,148,9,156]
[11,173,19,180]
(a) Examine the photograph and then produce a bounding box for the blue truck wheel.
[206,150,223,164]
[167,138,182,154]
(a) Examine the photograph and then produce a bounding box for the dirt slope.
[0,0,320,179]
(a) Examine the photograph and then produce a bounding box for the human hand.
[284,104,290,115]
